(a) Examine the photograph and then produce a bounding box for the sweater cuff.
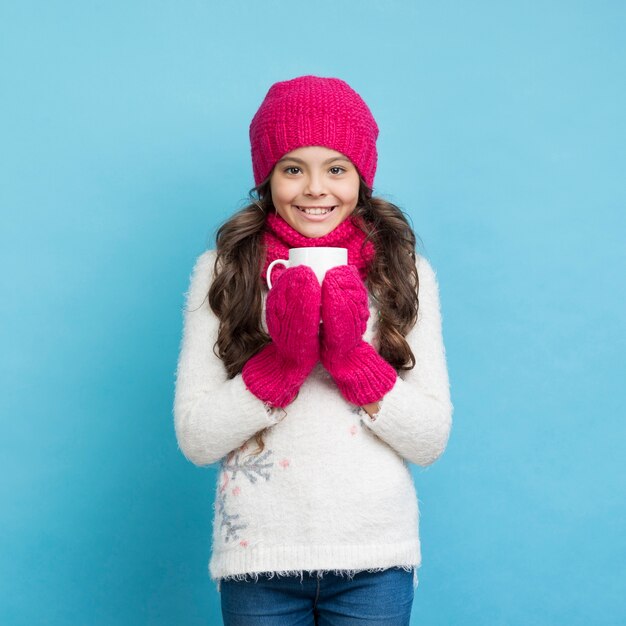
[358,375,452,467]
[230,374,286,427]
[359,371,405,419]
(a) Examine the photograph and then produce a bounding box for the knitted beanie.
[249,75,379,189]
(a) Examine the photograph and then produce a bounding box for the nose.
[303,172,326,197]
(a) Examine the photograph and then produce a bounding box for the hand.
[242,265,321,408]
[320,265,396,405]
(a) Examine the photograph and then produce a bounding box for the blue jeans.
[220,567,415,625]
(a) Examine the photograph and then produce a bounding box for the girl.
[174,75,453,625]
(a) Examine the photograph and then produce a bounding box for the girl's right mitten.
[242,265,321,408]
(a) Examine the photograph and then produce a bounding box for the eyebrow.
[276,156,351,165]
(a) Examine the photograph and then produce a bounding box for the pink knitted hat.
[249,75,379,189]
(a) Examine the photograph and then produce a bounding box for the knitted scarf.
[261,212,376,287]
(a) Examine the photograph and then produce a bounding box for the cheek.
[271,181,298,206]
[337,176,360,206]
[340,185,359,209]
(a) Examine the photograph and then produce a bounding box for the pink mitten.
[242,265,321,408]
[320,265,397,405]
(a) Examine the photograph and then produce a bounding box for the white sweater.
[173,249,453,587]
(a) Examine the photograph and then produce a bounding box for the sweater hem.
[209,540,421,592]
[214,564,420,592]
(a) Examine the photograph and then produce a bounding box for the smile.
[295,206,336,215]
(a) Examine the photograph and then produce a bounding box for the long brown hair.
[208,178,421,454]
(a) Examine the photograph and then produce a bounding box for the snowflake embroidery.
[223,449,274,484]
[215,448,276,545]
[215,490,247,543]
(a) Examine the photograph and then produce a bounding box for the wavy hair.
[208,178,421,455]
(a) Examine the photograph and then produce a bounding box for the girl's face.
[269,146,361,239]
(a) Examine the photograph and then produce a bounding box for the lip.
[294,205,337,221]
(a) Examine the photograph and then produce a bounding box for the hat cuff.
[252,117,377,188]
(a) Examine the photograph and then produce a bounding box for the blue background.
[1,1,624,624]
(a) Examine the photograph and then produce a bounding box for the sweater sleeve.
[173,250,282,467]
[361,254,454,467]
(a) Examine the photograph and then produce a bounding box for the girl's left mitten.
[242,265,321,408]
[320,265,397,405]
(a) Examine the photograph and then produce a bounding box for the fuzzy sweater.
[173,249,453,589]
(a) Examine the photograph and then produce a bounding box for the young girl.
[174,75,453,625]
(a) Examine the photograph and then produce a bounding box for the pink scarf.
[261,212,376,287]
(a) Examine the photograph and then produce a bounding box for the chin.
[290,215,345,239]
[298,224,337,238]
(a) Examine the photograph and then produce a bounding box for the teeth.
[298,207,334,215]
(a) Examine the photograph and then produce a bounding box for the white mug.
[266,247,348,289]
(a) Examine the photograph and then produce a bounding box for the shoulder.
[192,249,217,273]
[414,252,440,292]
[411,253,446,332]
[184,249,217,309]
[412,253,445,322]
[190,249,217,281]
[415,251,435,275]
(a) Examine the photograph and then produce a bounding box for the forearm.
[175,373,282,466]
[174,250,282,466]
[358,255,453,466]
[361,376,452,466]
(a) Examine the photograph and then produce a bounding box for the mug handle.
[266,259,289,289]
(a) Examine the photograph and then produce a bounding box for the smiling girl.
[271,147,360,239]
[174,75,453,625]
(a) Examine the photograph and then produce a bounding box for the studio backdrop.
[1,1,624,625]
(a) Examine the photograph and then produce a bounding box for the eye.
[283,166,301,175]
[329,166,346,175]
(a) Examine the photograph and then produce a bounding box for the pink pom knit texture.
[250,75,379,188]
[320,265,397,405]
[242,265,321,408]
